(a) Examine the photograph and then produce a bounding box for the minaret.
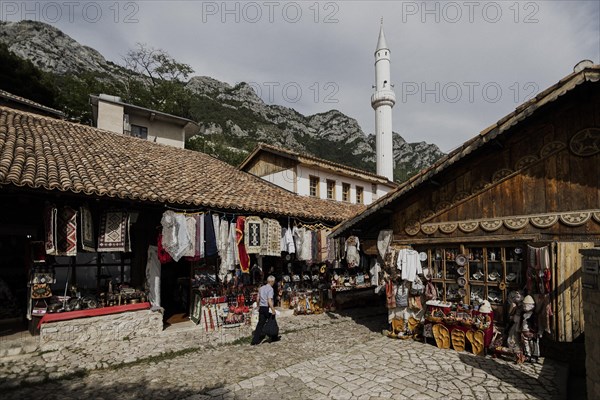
[371,19,396,181]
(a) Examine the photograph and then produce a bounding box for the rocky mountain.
[0,20,444,182]
[0,20,125,77]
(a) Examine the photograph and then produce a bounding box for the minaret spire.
[371,21,396,181]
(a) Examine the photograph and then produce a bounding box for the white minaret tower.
[371,19,396,181]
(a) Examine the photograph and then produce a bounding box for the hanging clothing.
[157,234,173,264]
[370,260,381,287]
[204,214,217,257]
[182,216,197,258]
[345,236,360,268]
[326,235,336,263]
[294,227,306,260]
[44,204,58,255]
[146,245,161,307]
[161,210,192,262]
[236,217,250,273]
[397,248,422,282]
[283,226,296,254]
[212,214,221,253]
[377,230,393,259]
[229,221,239,267]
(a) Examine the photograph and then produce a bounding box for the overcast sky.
[5,1,599,152]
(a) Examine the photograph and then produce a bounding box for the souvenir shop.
[330,69,600,365]
[0,192,160,336]
[375,236,568,362]
[1,191,357,336]
[158,210,380,330]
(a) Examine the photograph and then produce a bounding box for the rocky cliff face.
[0,20,445,181]
[186,79,445,180]
[0,20,123,77]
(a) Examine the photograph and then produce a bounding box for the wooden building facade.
[333,65,600,344]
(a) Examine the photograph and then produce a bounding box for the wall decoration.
[439,223,458,234]
[409,209,600,236]
[503,217,528,230]
[405,220,420,236]
[515,155,539,170]
[559,212,591,227]
[569,128,600,157]
[452,192,470,203]
[480,220,503,232]
[530,214,560,229]
[492,169,513,183]
[539,141,566,158]
[421,224,438,235]
[458,221,479,233]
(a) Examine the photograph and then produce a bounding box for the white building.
[371,21,396,181]
[239,143,397,206]
[90,94,198,149]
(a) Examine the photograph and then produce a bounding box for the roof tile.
[0,106,363,223]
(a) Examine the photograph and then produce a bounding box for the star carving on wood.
[569,128,600,157]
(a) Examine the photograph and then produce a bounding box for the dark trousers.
[251,306,276,345]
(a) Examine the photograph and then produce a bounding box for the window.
[356,186,364,204]
[326,180,336,200]
[131,124,148,140]
[372,183,378,200]
[309,176,320,197]
[342,183,350,202]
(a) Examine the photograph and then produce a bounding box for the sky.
[3,0,599,152]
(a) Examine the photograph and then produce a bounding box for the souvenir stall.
[379,243,495,352]
[157,210,342,327]
[20,201,161,342]
[377,238,559,361]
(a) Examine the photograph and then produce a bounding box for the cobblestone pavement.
[1,308,566,400]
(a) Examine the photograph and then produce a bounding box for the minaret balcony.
[371,90,396,107]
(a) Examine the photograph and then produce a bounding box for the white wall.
[96,100,185,148]
[128,114,185,149]
[260,168,296,192]
[295,164,393,205]
[97,101,124,134]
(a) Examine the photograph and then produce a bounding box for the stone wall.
[39,309,163,351]
[580,248,600,400]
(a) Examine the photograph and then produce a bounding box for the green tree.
[122,43,194,116]
[0,42,57,107]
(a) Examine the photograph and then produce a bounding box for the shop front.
[331,65,600,364]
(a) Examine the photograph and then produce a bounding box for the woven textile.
[262,218,282,257]
[98,210,130,252]
[80,205,95,252]
[318,230,328,262]
[56,207,77,256]
[236,217,250,273]
[244,216,263,254]
[44,204,57,255]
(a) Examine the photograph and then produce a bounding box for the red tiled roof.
[0,106,364,223]
[0,89,64,118]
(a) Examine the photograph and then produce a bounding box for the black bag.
[262,315,279,337]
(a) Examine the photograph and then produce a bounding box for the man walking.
[251,275,280,345]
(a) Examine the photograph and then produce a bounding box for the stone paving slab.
[0,307,567,399]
